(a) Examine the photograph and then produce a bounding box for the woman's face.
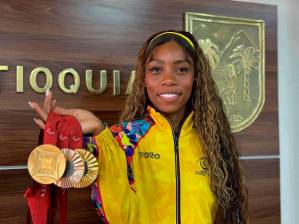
[144,41,194,119]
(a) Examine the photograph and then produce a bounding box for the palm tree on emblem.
[198,38,220,71]
[230,45,259,102]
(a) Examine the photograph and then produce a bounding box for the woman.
[30,30,248,224]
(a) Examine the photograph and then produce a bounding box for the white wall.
[234,0,299,223]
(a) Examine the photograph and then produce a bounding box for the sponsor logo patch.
[138,152,160,159]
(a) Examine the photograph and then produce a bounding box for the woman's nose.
[161,69,176,86]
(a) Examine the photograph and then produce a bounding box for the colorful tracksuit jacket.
[89,107,215,224]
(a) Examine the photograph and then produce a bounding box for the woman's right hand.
[29,90,105,136]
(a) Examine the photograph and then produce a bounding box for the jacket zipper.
[160,112,190,224]
[173,131,181,224]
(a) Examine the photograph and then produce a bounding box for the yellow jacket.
[90,107,215,224]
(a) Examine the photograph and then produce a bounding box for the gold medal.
[73,149,99,188]
[55,148,85,188]
[27,144,66,184]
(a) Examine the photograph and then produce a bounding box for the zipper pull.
[174,132,179,151]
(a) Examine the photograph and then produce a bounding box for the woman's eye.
[176,67,189,74]
[149,67,161,73]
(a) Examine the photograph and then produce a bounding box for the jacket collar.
[147,106,194,134]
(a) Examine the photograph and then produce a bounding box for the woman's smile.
[144,40,194,124]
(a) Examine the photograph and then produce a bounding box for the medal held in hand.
[27,144,66,185]
[73,148,99,188]
[27,145,98,188]
[55,148,85,188]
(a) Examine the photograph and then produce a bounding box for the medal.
[26,112,85,224]
[27,144,66,185]
[55,148,85,188]
[73,149,99,188]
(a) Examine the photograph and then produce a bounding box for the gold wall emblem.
[185,12,265,132]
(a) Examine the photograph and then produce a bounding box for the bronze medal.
[27,144,66,185]
[55,148,85,188]
[73,149,99,188]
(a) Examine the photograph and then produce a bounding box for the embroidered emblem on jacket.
[195,157,208,176]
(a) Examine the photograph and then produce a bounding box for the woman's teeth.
[159,93,178,98]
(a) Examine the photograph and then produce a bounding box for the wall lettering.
[0,65,135,95]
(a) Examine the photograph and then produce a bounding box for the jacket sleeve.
[92,127,137,224]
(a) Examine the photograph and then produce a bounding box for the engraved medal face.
[55,148,85,188]
[73,149,99,188]
[27,144,66,184]
[185,12,265,132]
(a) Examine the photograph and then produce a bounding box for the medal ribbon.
[24,112,82,224]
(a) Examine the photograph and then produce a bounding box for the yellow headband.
[150,31,195,49]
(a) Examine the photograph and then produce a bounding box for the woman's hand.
[29,90,105,135]
[53,107,105,135]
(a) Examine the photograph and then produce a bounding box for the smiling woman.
[30,30,248,224]
[120,31,248,223]
[144,40,194,131]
